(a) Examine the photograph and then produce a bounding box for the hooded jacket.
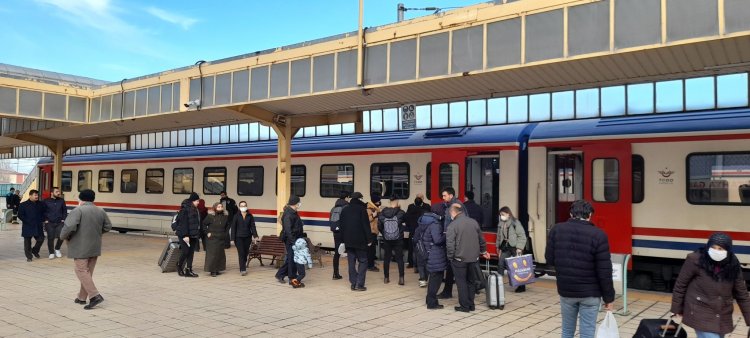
[420,212,448,273]
[176,199,201,238]
[341,199,371,250]
[378,206,406,240]
[280,205,304,245]
[405,201,431,233]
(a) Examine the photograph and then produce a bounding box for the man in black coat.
[545,200,614,338]
[463,191,484,227]
[220,191,238,248]
[176,192,201,277]
[44,187,67,259]
[275,195,304,285]
[11,189,21,223]
[340,192,371,291]
[18,189,46,261]
[404,193,430,268]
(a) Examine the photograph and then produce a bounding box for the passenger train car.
[37,109,750,290]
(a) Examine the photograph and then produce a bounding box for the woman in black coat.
[230,201,258,276]
[203,202,228,277]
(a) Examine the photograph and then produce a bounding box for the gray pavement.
[0,222,748,337]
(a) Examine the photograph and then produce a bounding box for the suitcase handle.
[660,317,684,338]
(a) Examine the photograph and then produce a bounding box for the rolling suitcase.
[485,261,505,310]
[158,236,181,273]
[632,318,686,338]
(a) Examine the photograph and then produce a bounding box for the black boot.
[186,269,199,278]
[84,295,103,310]
[177,266,185,276]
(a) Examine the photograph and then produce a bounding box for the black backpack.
[170,213,179,232]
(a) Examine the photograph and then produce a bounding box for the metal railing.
[18,164,38,196]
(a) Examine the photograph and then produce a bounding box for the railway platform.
[0,223,748,338]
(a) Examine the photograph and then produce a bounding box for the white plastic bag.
[595,311,620,338]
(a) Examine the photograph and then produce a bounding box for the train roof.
[39,123,530,164]
[530,108,750,140]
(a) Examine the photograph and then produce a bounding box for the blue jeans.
[560,296,599,338]
[695,331,723,338]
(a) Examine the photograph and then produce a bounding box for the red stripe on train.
[634,228,750,241]
[64,201,329,218]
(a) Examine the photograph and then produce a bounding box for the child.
[291,233,313,288]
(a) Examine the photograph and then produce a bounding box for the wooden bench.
[246,235,324,268]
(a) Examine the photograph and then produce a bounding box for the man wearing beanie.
[60,189,112,310]
[175,192,201,277]
[276,195,304,286]
[366,193,382,272]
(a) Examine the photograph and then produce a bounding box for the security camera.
[184,99,201,108]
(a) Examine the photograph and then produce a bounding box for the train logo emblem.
[414,173,423,184]
[658,167,675,184]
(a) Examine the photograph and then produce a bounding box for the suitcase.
[485,261,505,310]
[632,318,686,338]
[158,236,181,273]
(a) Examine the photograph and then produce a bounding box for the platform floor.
[0,222,748,337]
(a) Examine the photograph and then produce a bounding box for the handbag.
[505,254,536,287]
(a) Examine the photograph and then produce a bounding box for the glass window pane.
[426,162,432,200]
[439,163,459,193]
[249,123,259,141]
[370,109,383,132]
[632,155,644,203]
[316,125,329,136]
[688,152,750,205]
[601,86,626,117]
[291,165,306,197]
[432,103,448,128]
[61,171,72,192]
[656,80,683,112]
[363,110,371,132]
[238,166,263,196]
[383,108,398,131]
[320,164,354,197]
[416,105,431,129]
[508,95,528,123]
[487,98,507,124]
[303,126,315,137]
[329,124,342,135]
[120,169,138,193]
[717,73,749,108]
[529,93,551,121]
[552,91,575,120]
[449,101,467,127]
[173,168,194,194]
[592,159,619,202]
[203,167,226,195]
[685,76,715,111]
[371,163,410,199]
[145,169,164,194]
[98,170,114,193]
[627,83,654,115]
[342,123,355,134]
[467,99,486,126]
[576,88,599,118]
[259,124,270,140]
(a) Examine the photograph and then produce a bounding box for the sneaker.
[240,270,247,276]
[55,250,62,258]
[290,279,301,287]
[354,286,367,292]
[49,254,55,260]
[419,280,428,287]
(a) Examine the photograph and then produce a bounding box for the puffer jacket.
[671,252,750,335]
[545,218,615,303]
[292,238,313,267]
[176,200,201,238]
[378,207,406,240]
[420,212,447,273]
[366,201,380,235]
[280,206,303,245]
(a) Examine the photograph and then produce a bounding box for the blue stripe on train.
[633,239,750,255]
[92,207,331,227]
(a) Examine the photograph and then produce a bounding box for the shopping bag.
[505,254,536,287]
[595,311,620,338]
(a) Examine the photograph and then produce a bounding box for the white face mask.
[296,202,302,209]
[500,215,509,222]
[708,248,727,262]
[239,207,248,213]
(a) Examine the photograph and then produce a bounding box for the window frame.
[77,170,92,191]
[61,171,73,192]
[97,170,115,193]
[145,168,165,194]
[237,166,264,196]
[686,151,750,206]
[275,165,307,197]
[120,169,138,194]
[319,163,355,198]
[172,167,194,195]
[370,162,411,200]
[203,167,227,195]
[632,155,645,204]
[591,158,619,203]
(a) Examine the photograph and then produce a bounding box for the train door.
[465,155,499,230]
[39,166,52,199]
[546,152,583,233]
[430,150,467,205]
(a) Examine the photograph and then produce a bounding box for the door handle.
[536,182,541,220]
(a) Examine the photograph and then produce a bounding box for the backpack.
[382,215,400,241]
[329,205,344,232]
[170,213,179,232]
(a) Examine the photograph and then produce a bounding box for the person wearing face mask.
[231,201,258,276]
[671,232,750,338]
[203,202,228,277]
[405,193,431,270]
[495,206,528,293]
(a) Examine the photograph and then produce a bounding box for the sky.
[0,0,484,82]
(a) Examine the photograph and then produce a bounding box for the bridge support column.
[272,118,298,233]
[53,140,64,192]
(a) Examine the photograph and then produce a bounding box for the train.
[37,108,750,291]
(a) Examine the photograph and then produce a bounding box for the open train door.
[583,143,632,256]
[430,150,467,206]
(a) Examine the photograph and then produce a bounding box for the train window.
[426,162,432,200]
[238,166,264,196]
[120,169,138,194]
[592,159,619,202]
[173,168,194,194]
[320,164,354,197]
[632,155,644,203]
[98,170,114,193]
[687,152,750,205]
[77,171,92,191]
[371,163,410,199]
[61,171,72,192]
[203,167,226,195]
[145,169,164,194]
[275,165,306,197]
[439,163,459,193]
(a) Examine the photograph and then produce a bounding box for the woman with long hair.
[671,232,750,338]
[495,206,528,293]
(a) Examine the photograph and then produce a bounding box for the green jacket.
[496,217,527,251]
[60,202,112,259]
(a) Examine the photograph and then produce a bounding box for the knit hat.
[288,195,300,205]
[371,193,381,203]
[79,189,95,202]
[708,232,733,252]
[188,192,200,202]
